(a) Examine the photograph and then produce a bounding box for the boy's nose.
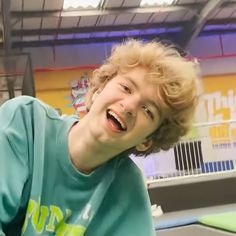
[120,96,139,117]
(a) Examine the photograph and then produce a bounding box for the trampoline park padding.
[155,204,236,236]
[198,211,236,233]
[156,224,236,236]
[155,215,198,230]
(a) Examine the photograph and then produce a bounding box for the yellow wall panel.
[201,74,236,142]
[202,74,236,121]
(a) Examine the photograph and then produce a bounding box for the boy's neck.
[68,117,121,174]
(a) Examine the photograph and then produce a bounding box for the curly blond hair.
[86,39,200,156]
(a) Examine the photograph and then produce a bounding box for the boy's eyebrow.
[124,75,138,89]
[124,75,160,115]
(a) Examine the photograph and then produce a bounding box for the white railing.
[131,120,236,186]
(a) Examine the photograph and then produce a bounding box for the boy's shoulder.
[2,95,47,110]
[8,95,49,107]
[116,156,145,188]
[1,96,68,122]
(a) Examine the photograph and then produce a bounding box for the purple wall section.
[23,33,236,75]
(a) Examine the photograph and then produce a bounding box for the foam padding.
[198,211,236,233]
[155,216,198,230]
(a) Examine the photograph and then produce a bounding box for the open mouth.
[107,109,127,132]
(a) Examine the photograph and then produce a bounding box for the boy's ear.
[135,139,153,152]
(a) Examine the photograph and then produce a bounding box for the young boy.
[0,40,199,236]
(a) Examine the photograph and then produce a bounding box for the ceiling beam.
[222,0,236,7]
[8,28,236,50]
[178,0,224,49]
[10,22,186,37]
[11,32,178,48]
[11,4,198,18]
[8,16,236,39]
[207,17,236,25]
[200,28,236,36]
[10,26,236,49]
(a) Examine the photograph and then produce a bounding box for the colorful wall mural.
[34,67,95,118]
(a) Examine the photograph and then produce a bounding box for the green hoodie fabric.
[0,96,155,236]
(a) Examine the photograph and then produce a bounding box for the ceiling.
[1,0,236,53]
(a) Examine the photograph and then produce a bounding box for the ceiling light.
[63,0,101,9]
[140,0,175,7]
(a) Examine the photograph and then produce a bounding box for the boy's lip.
[106,109,128,132]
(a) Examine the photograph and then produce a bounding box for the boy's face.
[87,66,161,153]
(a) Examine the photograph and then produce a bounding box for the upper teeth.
[108,110,126,130]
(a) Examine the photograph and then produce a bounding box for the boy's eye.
[142,105,154,120]
[120,84,131,94]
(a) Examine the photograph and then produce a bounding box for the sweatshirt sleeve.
[0,97,31,234]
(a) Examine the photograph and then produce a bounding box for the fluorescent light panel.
[63,0,101,9]
[140,0,175,6]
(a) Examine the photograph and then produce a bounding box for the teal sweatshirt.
[0,96,155,236]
